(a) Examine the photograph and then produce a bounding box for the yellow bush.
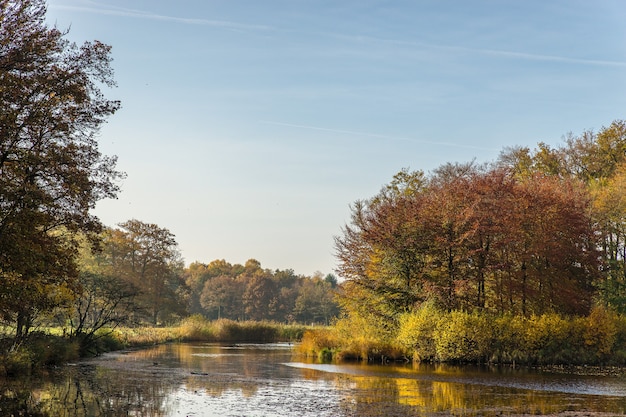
[396,301,443,361]
[433,310,493,362]
[492,314,527,363]
[297,328,339,361]
[584,305,618,357]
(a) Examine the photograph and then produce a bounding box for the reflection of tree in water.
[7,344,626,416]
[329,370,626,417]
[0,377,48,416]
[24,364,181,416]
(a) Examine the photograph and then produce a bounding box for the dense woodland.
[299,121,626,365]
[336,120,626,323]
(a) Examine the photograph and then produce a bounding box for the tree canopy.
[0,0,122,338]
[337,120,626,322]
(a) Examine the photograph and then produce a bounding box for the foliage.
[113,318,311,346]
[298,328,340,361]
[188,259,339,324]
[396,301,443,361]
[0,333,80,376]
[0,0,122,340]
[305,305,626,366]
[298,312,404,362]
[336,166,598,320]
[101,220,187,325]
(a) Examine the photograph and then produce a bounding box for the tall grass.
[174,316,310,343]
[0,317,316,375]
[299,305,626,366]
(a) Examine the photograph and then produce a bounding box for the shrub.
[396,301,443,361]
[1,347,33,376]
[584,305,618,361]
[297,328,339,361]
[433,310,493,362]
[491,314,527,364]
[333,313,402,361]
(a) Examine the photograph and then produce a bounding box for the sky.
[44,0,626,277]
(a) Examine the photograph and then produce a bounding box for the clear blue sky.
[45,0,626,276]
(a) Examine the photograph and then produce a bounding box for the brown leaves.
[336,167,599,318]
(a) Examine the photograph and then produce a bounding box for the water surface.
[2,342,626,416]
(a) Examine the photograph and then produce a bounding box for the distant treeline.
[185,259,339,323]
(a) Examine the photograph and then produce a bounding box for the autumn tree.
[293,273,339,324]
[185,259,339,323]
[336,166,600,320]
[200,275,241,319]
[0,0,122,339]
[497,120,626,310]
[591,164,626,311]
[335,169,434,322]
[104,220,186,325]
[243,274,278,321]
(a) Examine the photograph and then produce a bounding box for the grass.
[0,317,318,375]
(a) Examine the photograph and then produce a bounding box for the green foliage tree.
[68,235,138,353]
[104,220,186,325]
[0,0,122,339]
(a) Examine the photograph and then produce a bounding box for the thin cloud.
[328,33,626,68]
[477,48,626,68]
[50,3,625,68]
[261,120,494,151]
[49,2,272,31]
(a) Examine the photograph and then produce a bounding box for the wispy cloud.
[260,121,494,151]
[49,1,272,31]
[466,46,626,68]
[327,33,626,68]
[50,2,625,68]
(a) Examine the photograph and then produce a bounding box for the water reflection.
[290,361,626,416]
[1,343,626,416]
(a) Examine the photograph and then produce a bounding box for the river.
[1,342,626,416]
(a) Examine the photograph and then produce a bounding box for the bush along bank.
[0,317,315,376]
[298,304,626,366]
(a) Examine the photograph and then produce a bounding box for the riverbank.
[298,305,626,367]
[0,316,314,376]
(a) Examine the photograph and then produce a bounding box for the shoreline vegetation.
[0,316,314,376]
[298,304,626,368]
[2,306,626,376]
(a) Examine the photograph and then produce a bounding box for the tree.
[293,275,339,324]
[336,167,600,321]
[200,275,241,320]
[243,274,278,321]
[591,164,626,311]
[0,0,122,339]
[67,235,139,353]
[335,193,435,322]
[105,220,186,325]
